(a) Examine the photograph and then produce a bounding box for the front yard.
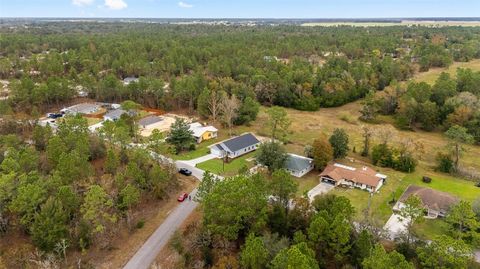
[196,152,256,177]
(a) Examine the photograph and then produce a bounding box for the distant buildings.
[123,76,139,85]
[61,103,101,116]
[103,109,127,121]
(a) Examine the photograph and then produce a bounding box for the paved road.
[123,159,220,269]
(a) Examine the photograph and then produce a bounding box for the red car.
[177,192,188,202]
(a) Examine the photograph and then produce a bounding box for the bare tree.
[361,125,373,156]
[375,125,397,145]
[208,89,225,123]
[220,95,239,136]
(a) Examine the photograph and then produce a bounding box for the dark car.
[47,113,63,119]
[177,192,188,202]
[179,168,192,176]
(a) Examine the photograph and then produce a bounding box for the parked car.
[47,113,63,119]
[179,168,192,176]
[177,192,188,202]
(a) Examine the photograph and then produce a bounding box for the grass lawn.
[86,117,102,126]
[197,152,256,177]
[412,218,450,241]
[296,172,321,196]
[172,138,220,161]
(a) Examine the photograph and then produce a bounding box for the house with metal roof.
[139,115,163,128]
[209,133,260,159]
[284,153,314,177]
[189,122,218,143]
[123,76,139,85]
[103,109,127,121]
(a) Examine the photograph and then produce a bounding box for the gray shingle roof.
[139,115,162,126]
[221,133,260,152]
[285,154,313,172]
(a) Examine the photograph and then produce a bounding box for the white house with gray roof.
[103,109,127,121]
[209,133,260,159]
[285,153,314,177]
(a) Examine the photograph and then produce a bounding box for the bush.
[394,155,417,173]
[422,176,432,183]
[371,144,393,167]
[435,153,454,173]
[136,219,145,229]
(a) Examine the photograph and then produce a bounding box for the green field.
[197,152,256,177]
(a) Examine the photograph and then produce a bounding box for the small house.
[138,115,163,128]
[393,185,459,218]
[285,153,314,177]
[319,163,387,192]
[210,133,260,159]
[189,122,218,143]
[103,109,127,121]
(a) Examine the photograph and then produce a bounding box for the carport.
[321,176,337,185]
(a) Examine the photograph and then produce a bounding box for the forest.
[1,22,480,268]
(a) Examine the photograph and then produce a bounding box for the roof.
[104,109,126,119]
[123,77,139,83]
[139,115,163,126]
[398,185,459,212]
[285,153,313,172]
[189,122,218,138]
[320,163,384,188]
[63,103,100,114]
[214,133,260,153]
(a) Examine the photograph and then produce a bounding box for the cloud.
[178,1,193,8]
[72,0,95,6]
[104,0,127,10]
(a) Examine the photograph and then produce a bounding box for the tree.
[445,125,474,171]
[417,235,472,269]
[30,198,68,252]
[398,195,424,244]
[235,97,260,125]
[202,175,267,241]
[240,233,269,269]
[9,182,48,228]
[361,126,373,156]
[120,100,142,141]
[360,90,379,122]
[119,183,140,228]
[197,87,226,122]
[435,152,454,173]
[329,128,349,159]
[371,143,393,167]
[104,148,120,175]
[446,200,479,243]
[166,117,195,153]
[266,106,291,142]
[311,136,333,170]
[32,125,52,151]
[362,244,414,269]
[270,242,319,269]
[270,169,298,212]
[256,141,288,172]
[80,185,117,244]
[195,171,219,202]
[352,229,374,267]
[46,136,67,168]
[220,94,240,136]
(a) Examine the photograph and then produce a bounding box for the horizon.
[1,0,479,19]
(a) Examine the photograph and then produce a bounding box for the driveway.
[180,153,217,166]
[383,213,409,240]
[307,182,334,201]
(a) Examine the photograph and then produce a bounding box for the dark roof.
[398,185,459,212]
[221,133,260,152]
[285,154,313,172]
[139,115,162,126]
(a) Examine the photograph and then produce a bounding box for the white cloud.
[178,1,193,8]
[104,0,127,10]
[72,0,95,6]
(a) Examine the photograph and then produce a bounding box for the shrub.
[394,155,417,173]
[422,176,432,183]
[136,219,145,229]
[435,153,454,173]
[371,144,393,167]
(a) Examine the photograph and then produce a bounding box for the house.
[103,109,127,121]
[319,163,387,192]
[189,122,218,143]
[61,103,100,115]
[123,76,139,85]
[210,133,260,159]
[393,185,459,218]
[139,115,163,128]
[285,153,314,177]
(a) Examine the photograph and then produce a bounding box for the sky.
[0,0,479,18]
